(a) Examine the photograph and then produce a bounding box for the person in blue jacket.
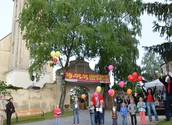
[120,102,128,125]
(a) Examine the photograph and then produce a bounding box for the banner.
[65,71,110,83]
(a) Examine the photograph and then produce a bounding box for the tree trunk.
[59,78,66,114]
[165,59,170,73]
[103,84,108,108]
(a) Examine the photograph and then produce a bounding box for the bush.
[0,80,11,96]
[6,84,23,90]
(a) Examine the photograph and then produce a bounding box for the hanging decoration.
[108,65,114,89]
[127,72,143,97]
[128,72,143,83]
[50,50,61,64]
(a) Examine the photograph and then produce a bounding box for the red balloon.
[130,76,134,81]
[137,76,142,82]
[132,77,137,82]
[53,58,58,63]
[132,72,138,79]
[128,75,132,81]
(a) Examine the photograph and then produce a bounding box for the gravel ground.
[16,110,164,125]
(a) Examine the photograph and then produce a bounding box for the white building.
[0,0,53,89]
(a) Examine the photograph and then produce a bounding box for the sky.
[0,0,166,70]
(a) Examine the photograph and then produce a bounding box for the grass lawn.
[156,120,172,125]
[3,110,73,125]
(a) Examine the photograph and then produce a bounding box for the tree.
[142,0,172,40]
[144,42,172,72]
[70,86,88,106]
[0,80,11,96]
[19,0,142,109]
[142,0,172,71]
[141,51,164,81]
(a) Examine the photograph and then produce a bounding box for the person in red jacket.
[54,104,61,125]
[91,91,104,125]
[141,83,159,122]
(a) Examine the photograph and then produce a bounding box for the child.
[99,100,105,125]
[128,99,137,125]
[87,101,95,125]
[120,102,128,125]
[112,105,117,125]
[137,97,146,125]
[73,97,80,125]
[54,104,61,125]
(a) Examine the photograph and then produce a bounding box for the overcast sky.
[0,0,166,69]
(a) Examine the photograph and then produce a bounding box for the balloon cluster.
[107,65,115,97]
[128,72,142,82]
[50,51,61,63]
[127,72,143,97]
[93,86,102,97]
[108,89,115,97]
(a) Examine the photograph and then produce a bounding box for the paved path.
[16,110,164,125]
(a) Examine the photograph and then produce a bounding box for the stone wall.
[8,83,58,114]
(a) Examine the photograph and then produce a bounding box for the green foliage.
[157,120,172,125]
[70,86,88,105]
[0,80,11,96]
[143,42,172,62]
[5,110,73,125]
[113,82,142,94]
[141,0,172,69]
[6,85,23,90]
[19,0,142,81]
[141,51,164,81]
[142,1,172,64]
[142,1,172,40]
[113,83,127,91]
[19,0,142,111]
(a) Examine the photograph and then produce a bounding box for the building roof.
[0,32,11,41]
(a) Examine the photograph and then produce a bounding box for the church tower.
[9,0,28,70]
[6,0,53,88]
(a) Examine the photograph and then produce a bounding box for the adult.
[80,98,85,110]
[116,94,121,112]
[141,83,159,122]
[121,96,127,105]
[73,97,80,125]
[161,86,167,115]
[91,91,104,125]
[126,96,130,105]
[6,97,15,125]
[0,94,6,125]
[159,72,172,122]
[142,92,147,102]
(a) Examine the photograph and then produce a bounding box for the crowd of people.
[1,72,171,125]
[53,72,172,125]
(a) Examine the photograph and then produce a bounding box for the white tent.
[145,79,164,90]
[145,72,172,90]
